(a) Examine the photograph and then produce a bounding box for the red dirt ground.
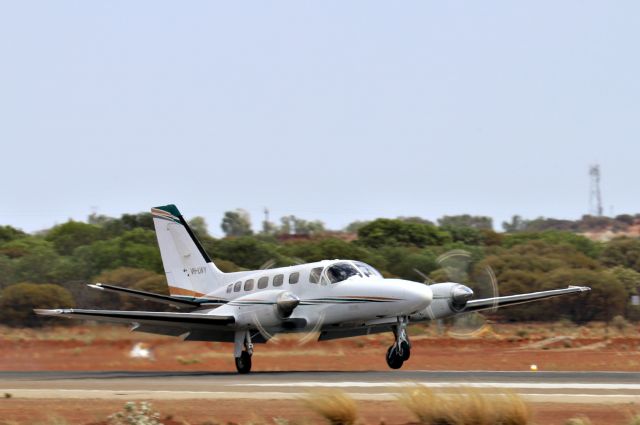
[1,323,639,424]
[1,323,639,372]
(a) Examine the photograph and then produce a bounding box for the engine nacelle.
[410,282,474,321]
[214,290,300,328]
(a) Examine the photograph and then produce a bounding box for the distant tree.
[440,225,484,245]
[493,269,544,321]
[377,247,438,281]
[344,220,371,233]
[120,213,154,231]
[502,215,529,232]
[0,283,75,327]
[73,228,163,278]
[95,267,161,288]
[281,238,375,264]
[614,214,635,226]
[279,215,325,236]
[600,237,640,272]
[261,219,278,235]
[525,218,577,232]
[0,225,26,244]
[213,237,286,269]
[578,215,613,232]
[398,216,435,226]
[45,220,103,255]
[606,266,640,296]
[93,267,167,309]
[357,219,451,249]
[0,238,66,283]
[87,213,114,226]
[89,212,155,238]
[503,231,601,259]
[480,229,503,246]
[543,268,626,322]
[0,255,15,289]
[188,216,209,240]
[437,215,493,230]
[221,209,253,237]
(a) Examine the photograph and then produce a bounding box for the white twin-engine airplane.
[37,205,591,373]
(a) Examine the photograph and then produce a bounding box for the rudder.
[151,204,224,298]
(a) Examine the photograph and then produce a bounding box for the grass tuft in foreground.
[398,386,530,425]
[564,416,592,425]
[303,390,358,425]
[627,415,640,425]
[108,401,161,425]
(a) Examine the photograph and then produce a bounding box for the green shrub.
[0,282,74,327]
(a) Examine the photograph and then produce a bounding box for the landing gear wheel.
[235,351,252,374]
[386,345,404,369]
[400,341,411,361]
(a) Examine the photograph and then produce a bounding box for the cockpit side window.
[326,262,362,284]
[309,267,323,284]
[355,262,383,278]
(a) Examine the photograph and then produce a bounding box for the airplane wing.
[318,285,591,341]
[87,283,226,309]
[463,285,591,313]
[34,308,235,333]
[34,308,274,343]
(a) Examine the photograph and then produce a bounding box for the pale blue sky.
[1,1,638,235]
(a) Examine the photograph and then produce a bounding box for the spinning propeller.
[418,249,499,338]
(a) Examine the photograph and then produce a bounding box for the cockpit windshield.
[354,261,383,278]
[326,262,362,284]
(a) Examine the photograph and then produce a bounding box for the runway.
[2,371,639,404]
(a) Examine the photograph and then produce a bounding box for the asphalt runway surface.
[2,371,639,404]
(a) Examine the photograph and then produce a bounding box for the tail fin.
[151,204,224,298]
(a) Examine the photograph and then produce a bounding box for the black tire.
[235,351,252,374]
[386,345,404,370]
[400,341,411,361]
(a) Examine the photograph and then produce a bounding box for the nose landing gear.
[385,316,411,369]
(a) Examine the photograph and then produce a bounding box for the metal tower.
[589,164,603,216]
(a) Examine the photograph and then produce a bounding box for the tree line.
[0,210,639,327]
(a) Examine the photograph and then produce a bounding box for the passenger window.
[258,276,269,289]
[289,272,300,284]
[233,281,242,292]
[273,274,284,287]
[226,284,232,293]
[309,267,323,284]
[244,279,254,291]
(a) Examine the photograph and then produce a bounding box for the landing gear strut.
[386,316,410,370]
[234,331,253,374]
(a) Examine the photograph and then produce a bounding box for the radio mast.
[589,164,603,216]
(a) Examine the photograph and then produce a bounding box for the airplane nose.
[405,281,433,312]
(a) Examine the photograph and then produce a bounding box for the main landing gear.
[234,330,253,374]
[386,317,411,370]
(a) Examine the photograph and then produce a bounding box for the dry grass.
[398,386,530,425]
[302,390,358,425]
[564,416,592,425]
[627,415,640,425]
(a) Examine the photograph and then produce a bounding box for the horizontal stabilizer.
[464,285,591,313]
[34,308,235,329]
[88,283,226,309]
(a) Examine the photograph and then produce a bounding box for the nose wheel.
[235,350,252,374]
[385,317,411,369]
